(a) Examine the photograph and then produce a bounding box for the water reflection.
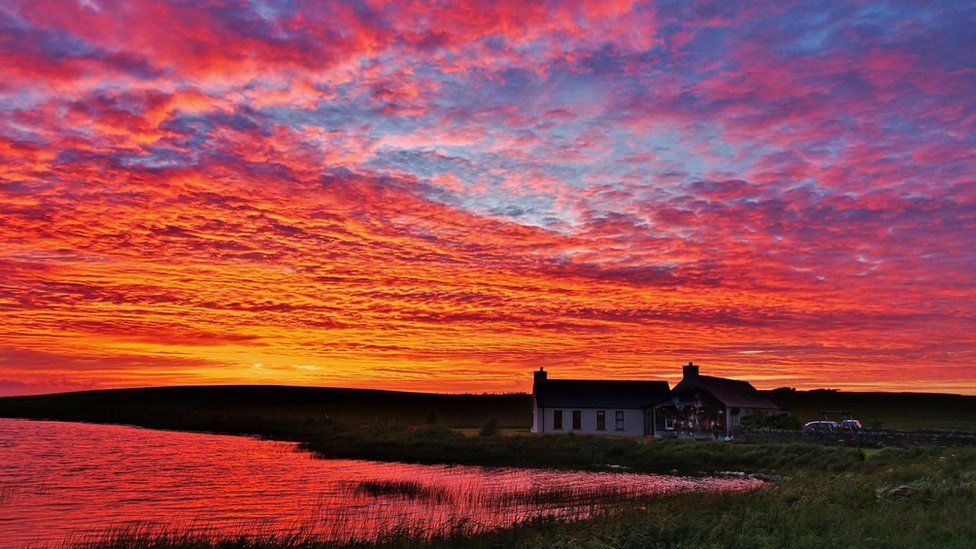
[0,419,762,547]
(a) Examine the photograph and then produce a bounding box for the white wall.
[536,407,646,436]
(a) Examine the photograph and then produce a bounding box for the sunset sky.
[1,1,974,396]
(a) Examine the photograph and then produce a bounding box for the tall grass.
[68,495,647,548]
[69,447,976,548]
[68,471,763,548]
[353,480,452,502]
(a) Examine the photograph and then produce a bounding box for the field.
[0,385,529,430]
[764,388,976,431]
[3,385,976,547]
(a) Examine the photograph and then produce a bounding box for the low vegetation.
[4,386,976,547]
[740,411,803,430]
[0,385,529,432]
[354,480,451,502]
[477,417,499,437]
[299,423,862,474]
[77,446,976,548]
[764,388,976,432]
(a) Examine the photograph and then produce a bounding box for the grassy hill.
[1,384,975,432]
[761,388,976,431]
[0,385,531,434]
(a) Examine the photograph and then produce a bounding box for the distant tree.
[479,417,499,436]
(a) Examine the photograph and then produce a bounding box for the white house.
[530,367,671,436]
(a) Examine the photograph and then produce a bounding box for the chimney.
[683,361,699,379]
[534,367,548,384]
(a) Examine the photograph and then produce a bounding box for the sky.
[1,0,975,396]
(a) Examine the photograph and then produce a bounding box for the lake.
[0,418,763,547]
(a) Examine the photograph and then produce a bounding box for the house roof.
[533,379,670,408]
[671,375,779,409]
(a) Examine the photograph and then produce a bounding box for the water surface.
[0,419,762,547]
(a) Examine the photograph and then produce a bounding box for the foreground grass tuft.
[79,447,976,548]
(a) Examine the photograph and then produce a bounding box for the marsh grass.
[68,471,759,548]
[68,447,976,548]
[351,477,722,511]
[68,503,620,548]
[353,480,452,502]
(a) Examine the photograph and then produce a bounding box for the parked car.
[838,419,863,431]
[803,420,838,432]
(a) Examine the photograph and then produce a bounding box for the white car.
[803,420,838,432]
[838,419,863,431]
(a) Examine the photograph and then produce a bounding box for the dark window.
[615,410,625,431]
[572,410,582,430]
[553,409,563,430]
[596,410,606,431]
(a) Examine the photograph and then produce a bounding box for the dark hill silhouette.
[0,385,531,433]
[1,384,975,432]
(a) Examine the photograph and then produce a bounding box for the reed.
[68,446,976,548]
[69,474,758,548]
[353,480,452,502]
[67,512,573,548]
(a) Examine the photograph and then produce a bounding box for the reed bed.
[353,480,452,503]
[349,478,649,507]
[67,511,616,549]
[72,446,976,548]
[71,474,750,548]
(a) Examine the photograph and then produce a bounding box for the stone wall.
[734,428,976,448]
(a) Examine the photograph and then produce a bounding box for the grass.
[476,446,976,548]
[0,385,530,431]
[73,446,976,548]
[4,385,976,547]
[763,388,976,431]
[299,424,863,474]
[353,480,452,502]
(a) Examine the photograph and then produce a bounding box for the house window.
[572,410,582,430]
[596,410,606,431]
[665,418,675,430]
[553,409,563,430]
[615,410,625,431]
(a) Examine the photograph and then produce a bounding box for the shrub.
[479,418,500,437]
[741,413,803,430]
